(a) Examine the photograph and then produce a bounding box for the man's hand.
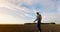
[33,21,35,23]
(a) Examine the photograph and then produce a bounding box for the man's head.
[36,12,39,15]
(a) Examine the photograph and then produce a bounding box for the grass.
[0,23,59,32]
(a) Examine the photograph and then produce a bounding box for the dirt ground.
[0,23,59,32]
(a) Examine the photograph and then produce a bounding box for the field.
[0,23,59,32]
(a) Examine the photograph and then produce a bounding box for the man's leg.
[40,24,42,32]
[37,23,42,32]
[37,20,42,32]
[37,23,41,31]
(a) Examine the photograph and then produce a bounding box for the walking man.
[33,12,42,32]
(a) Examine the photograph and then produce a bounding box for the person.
[33,12,42,32]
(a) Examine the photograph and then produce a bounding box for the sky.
[0,0,60,24]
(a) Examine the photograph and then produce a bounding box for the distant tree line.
[24,22,56,25]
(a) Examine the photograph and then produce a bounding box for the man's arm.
[33,19,37,23]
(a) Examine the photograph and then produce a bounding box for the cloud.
[7,0,38,5]
[0,0,60,24]
[0,0,36,24]
[38,0,60,24]
[0,13,26,24]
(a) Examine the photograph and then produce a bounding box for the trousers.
[37,20,42,32]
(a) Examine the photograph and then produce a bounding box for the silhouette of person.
[33,12,42,32]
